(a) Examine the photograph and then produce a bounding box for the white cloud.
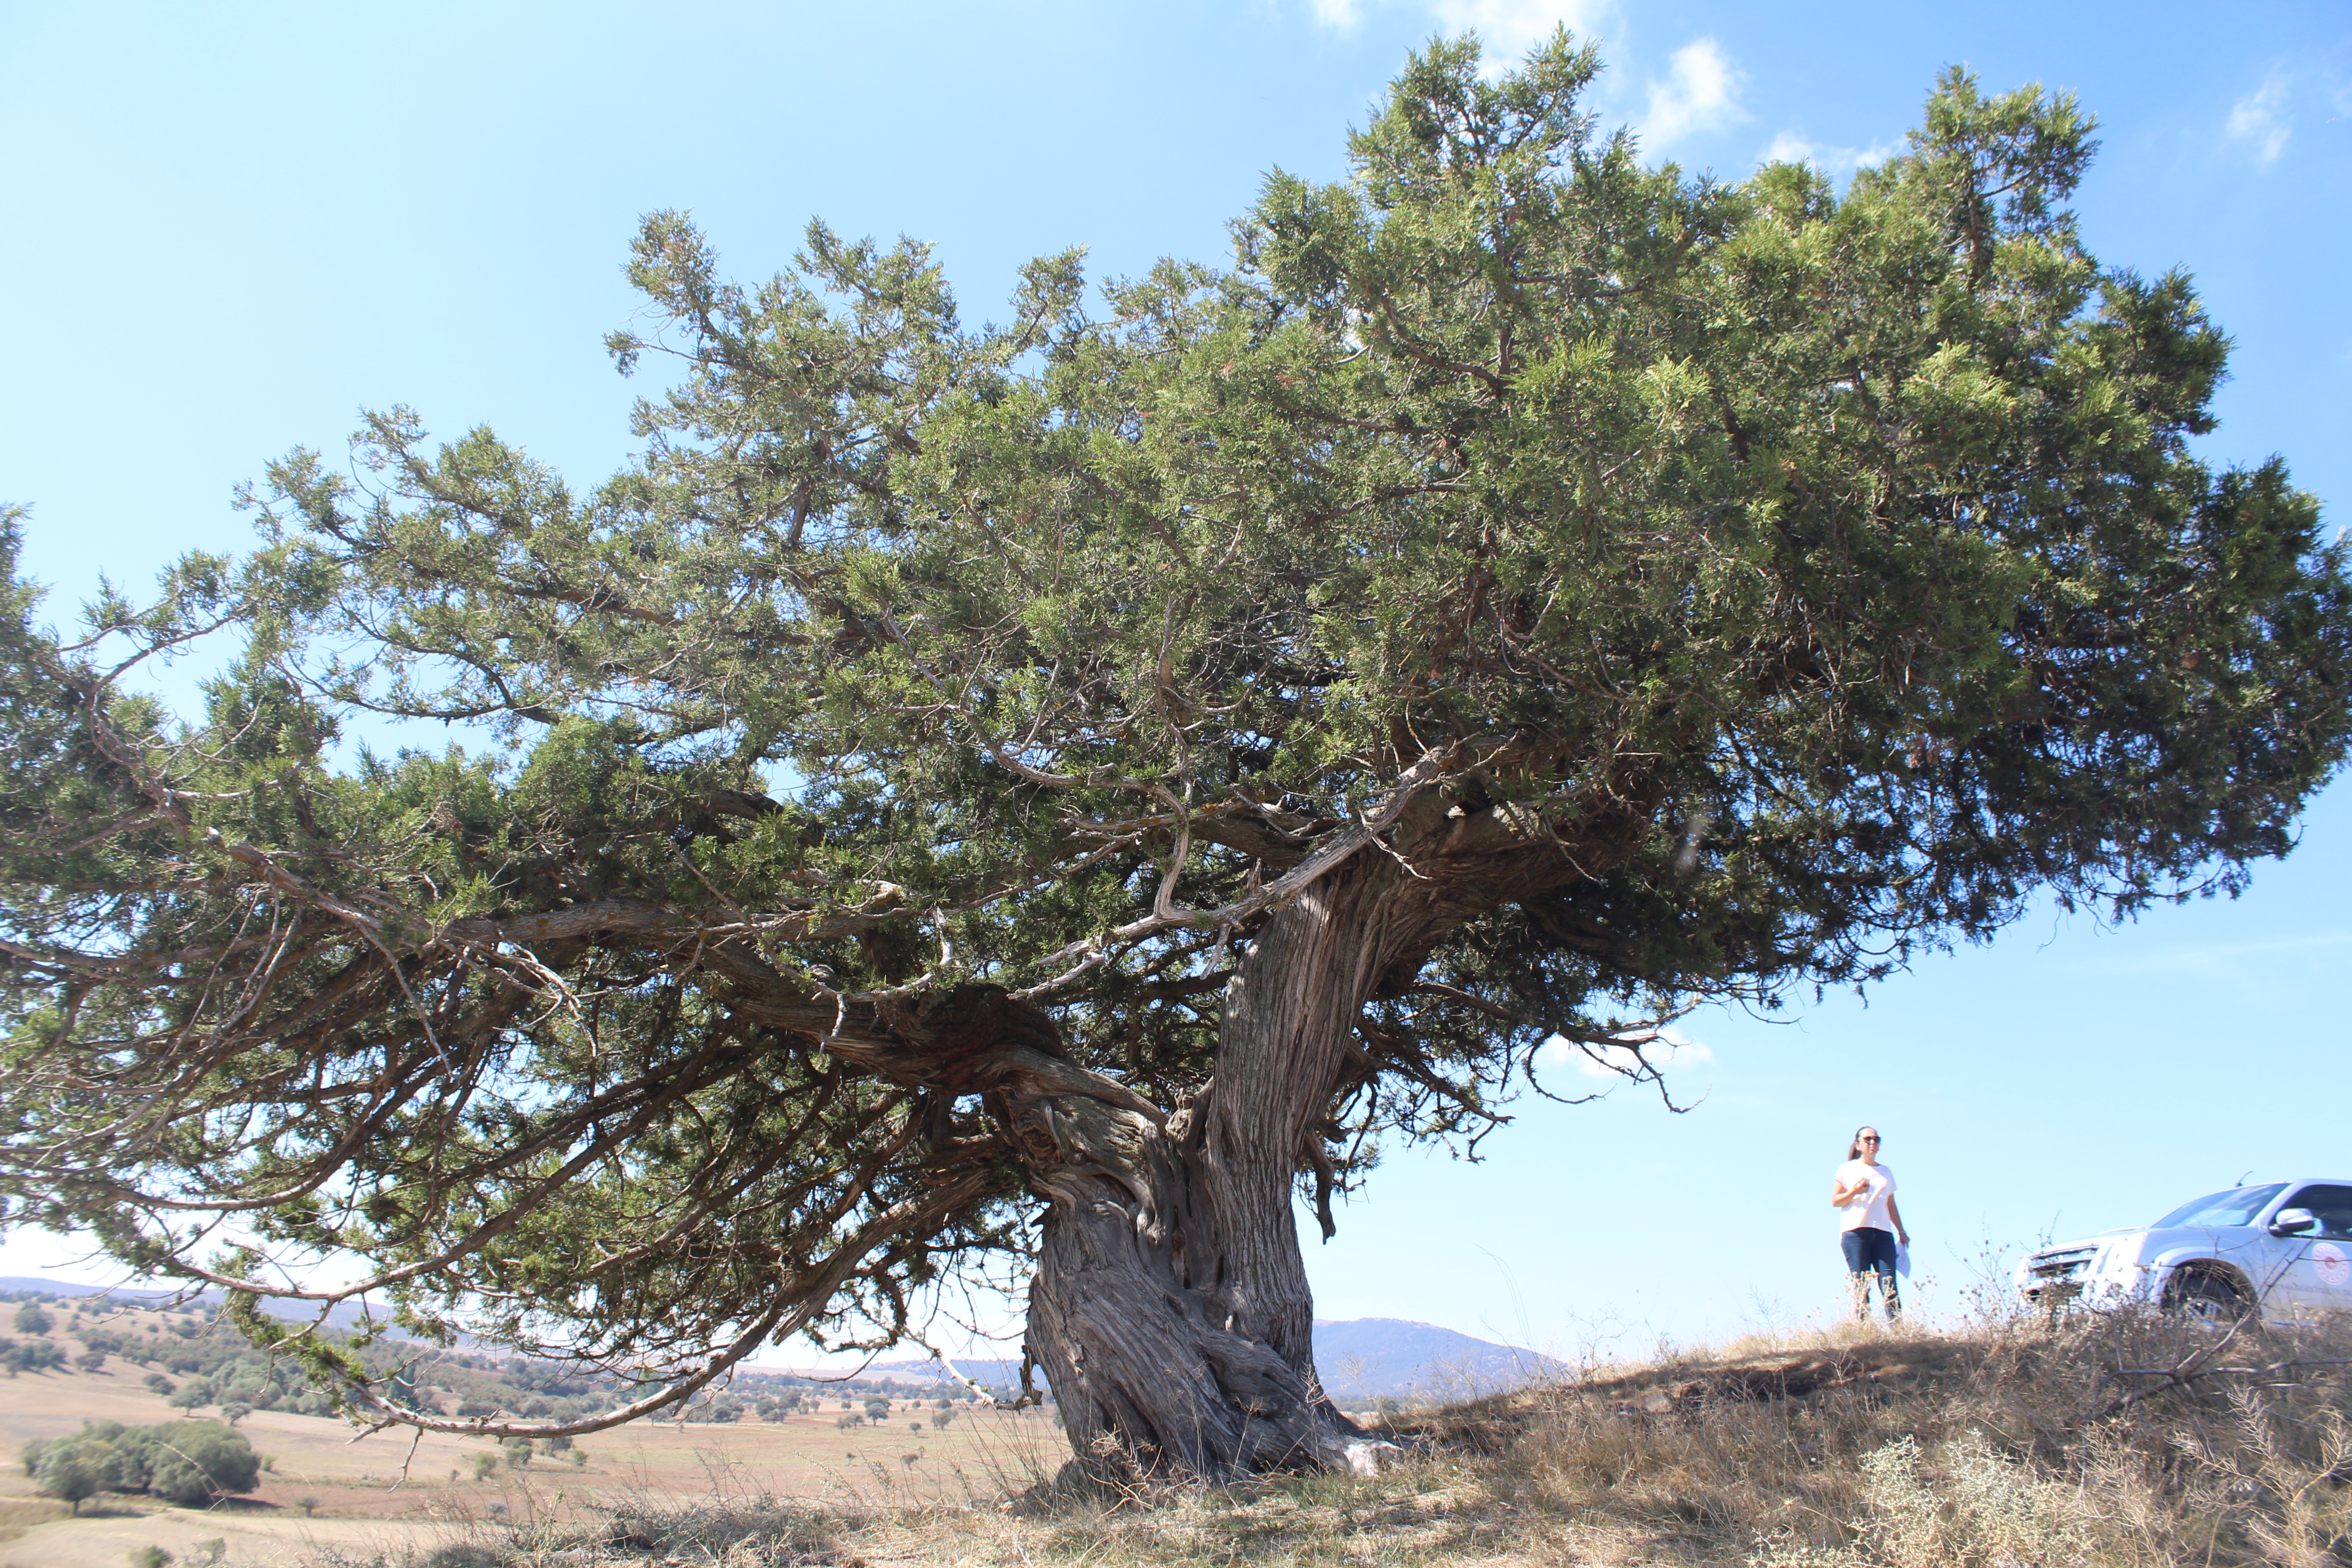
[1635,37,1746,150]
[2226,74,2292,164]
[1296,0,1613,71]
[1425,0,1613,60]
[1760,130,1897,176]
[1542,1024,1715,1082]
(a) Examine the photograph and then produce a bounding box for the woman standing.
[1832,1127,1908,1323]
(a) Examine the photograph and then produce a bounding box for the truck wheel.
[2164,1266,2251,1325]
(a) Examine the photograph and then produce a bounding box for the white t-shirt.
[1835,1159,1897,1233]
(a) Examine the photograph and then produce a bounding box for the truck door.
[2276,1185,2352,1317]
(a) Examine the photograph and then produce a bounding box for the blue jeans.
[1841,1226,1901,1321]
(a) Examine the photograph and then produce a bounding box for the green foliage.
[1,32,2345,1438]
[20,1421,257,1507]
[34,1443,103,1513]
[162,1379,212,1411]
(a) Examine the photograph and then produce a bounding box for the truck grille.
[2028,1246,2097,1284]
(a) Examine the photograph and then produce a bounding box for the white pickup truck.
[2014,1179,2352,1321]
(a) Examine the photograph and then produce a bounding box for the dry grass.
[103,1308,2352,1567]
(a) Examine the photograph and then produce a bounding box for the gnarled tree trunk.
[1014,862,1402,1482]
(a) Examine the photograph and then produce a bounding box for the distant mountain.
[0,1276,416,1339]
[1,1275,167,1299]
[1312,1317,1563,1402]
[855,1318,1561,1405]
[5,1277,1556,1406]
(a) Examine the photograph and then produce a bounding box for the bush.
[137,1422,260,1504]
[14,1303,52,1335]
[418,1545,500,1568]
[128,1547,172,1568]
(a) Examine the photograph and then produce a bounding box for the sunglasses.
[1860,1136,1882,1143]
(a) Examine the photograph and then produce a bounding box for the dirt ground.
[0,1312,1069,1568]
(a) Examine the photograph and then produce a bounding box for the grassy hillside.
[0,1287,1060,1568]
[328,1308,2352,1567]
[17,1287,2352,1565]
[0,1284,982,1427]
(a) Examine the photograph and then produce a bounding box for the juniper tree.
[3,36,2347,1481]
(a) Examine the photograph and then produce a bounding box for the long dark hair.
[1847,1126,1881,1161]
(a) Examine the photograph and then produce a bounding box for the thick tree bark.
[1016,862,1400,1482]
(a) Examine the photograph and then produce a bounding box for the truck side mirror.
[2271,1207,2318,1237]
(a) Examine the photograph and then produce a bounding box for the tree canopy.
[2,35,2345,1475]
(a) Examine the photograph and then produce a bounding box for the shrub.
[138,1422,260,1504]
[3,1338,66,1373]
[14,1303,52,1334]
[128,1547,172,1568]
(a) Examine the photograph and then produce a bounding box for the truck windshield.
[2153,1184,2288,1229]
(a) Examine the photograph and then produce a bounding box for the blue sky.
[2,0,2347,1364]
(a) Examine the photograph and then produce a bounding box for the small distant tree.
[13,1303,51,1335]
[164,1379,213,1414]
[500,1438,532,1471]
[930,1409,953,1430]
[34,1445,102,1515]
[470,1453,498,1481]
[218,1402,250,1427]
[297,1496,318,1518]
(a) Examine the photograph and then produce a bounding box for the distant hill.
[7,1277,1557,1407]
[0,1276,413,1338]
[1311,1317,1564,1402]
[856,1318,1562,1405]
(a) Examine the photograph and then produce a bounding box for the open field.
[0,1298,1066,1568]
